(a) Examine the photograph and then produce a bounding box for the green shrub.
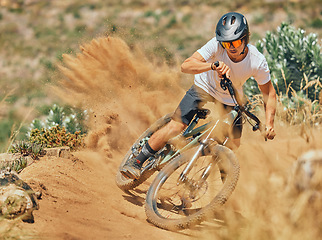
[7,104,87,156]
[152,45,174,65]
[166,15,177,29]
[40,58,56,72]
[243,77,260,98]
[310,18,322,29]
[9,140,45,160]
[30,104,88,134]
[23,105,87,151]
[277,90,321,125]
[253,14,264,25]
[255,22,321,101]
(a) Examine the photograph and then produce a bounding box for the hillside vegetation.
[0,0,321,150]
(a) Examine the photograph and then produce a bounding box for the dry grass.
[274,70,322,126]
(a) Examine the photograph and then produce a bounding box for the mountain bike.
[116,75,266,230]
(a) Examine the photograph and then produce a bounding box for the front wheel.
[145,144,240,231]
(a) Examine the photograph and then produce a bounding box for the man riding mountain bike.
[121,12,277,180]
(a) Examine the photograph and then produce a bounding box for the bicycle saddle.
[196,109,210,119]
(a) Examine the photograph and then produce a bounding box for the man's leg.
[148,120,187,151]
[120,119,186,179]
[121,85,206,180]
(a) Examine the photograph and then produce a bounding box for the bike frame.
[157,110,235,166]
[142,75,264,177]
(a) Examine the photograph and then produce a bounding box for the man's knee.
[165,120,186,137]
[148,119,186,150]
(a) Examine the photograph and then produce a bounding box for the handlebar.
[218,73,267,140]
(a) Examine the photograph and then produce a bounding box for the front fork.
[177,139,213,184]
[177,117,224,186]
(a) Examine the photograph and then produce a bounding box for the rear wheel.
[145,145,240,230]
[116,113,173,191]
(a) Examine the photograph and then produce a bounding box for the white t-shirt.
[195,37,271,106]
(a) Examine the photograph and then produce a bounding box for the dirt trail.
[13,36,322,239]
[18,150,196,240]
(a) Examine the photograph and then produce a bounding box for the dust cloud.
[53,36,322,240]
[55,36,185,157]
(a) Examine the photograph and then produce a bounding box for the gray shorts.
[172,85,243,139]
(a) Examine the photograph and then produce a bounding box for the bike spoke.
[153,155,224,220]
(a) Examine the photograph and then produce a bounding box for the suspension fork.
[199,162,213,183]
[178,141,206,183]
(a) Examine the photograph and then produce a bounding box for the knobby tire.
[145,145,240,231]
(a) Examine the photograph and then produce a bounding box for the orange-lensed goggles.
[220,36,245,49]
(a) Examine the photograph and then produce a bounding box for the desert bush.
[255,22,321,101]
[28,125,84,150]
[5,140,43,172]
[311,18,322,29]
[9,141,45,160]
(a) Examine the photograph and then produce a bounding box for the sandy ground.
[18,150,196,240]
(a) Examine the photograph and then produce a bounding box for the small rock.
[0,169,39,222]
[44,147,71,158]
[289,149,322,192]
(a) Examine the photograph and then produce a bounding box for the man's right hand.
[214,61,231,79]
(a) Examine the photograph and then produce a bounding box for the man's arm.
[258,81,277,140]
[181,51,212,74]
[181,51,231,77]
